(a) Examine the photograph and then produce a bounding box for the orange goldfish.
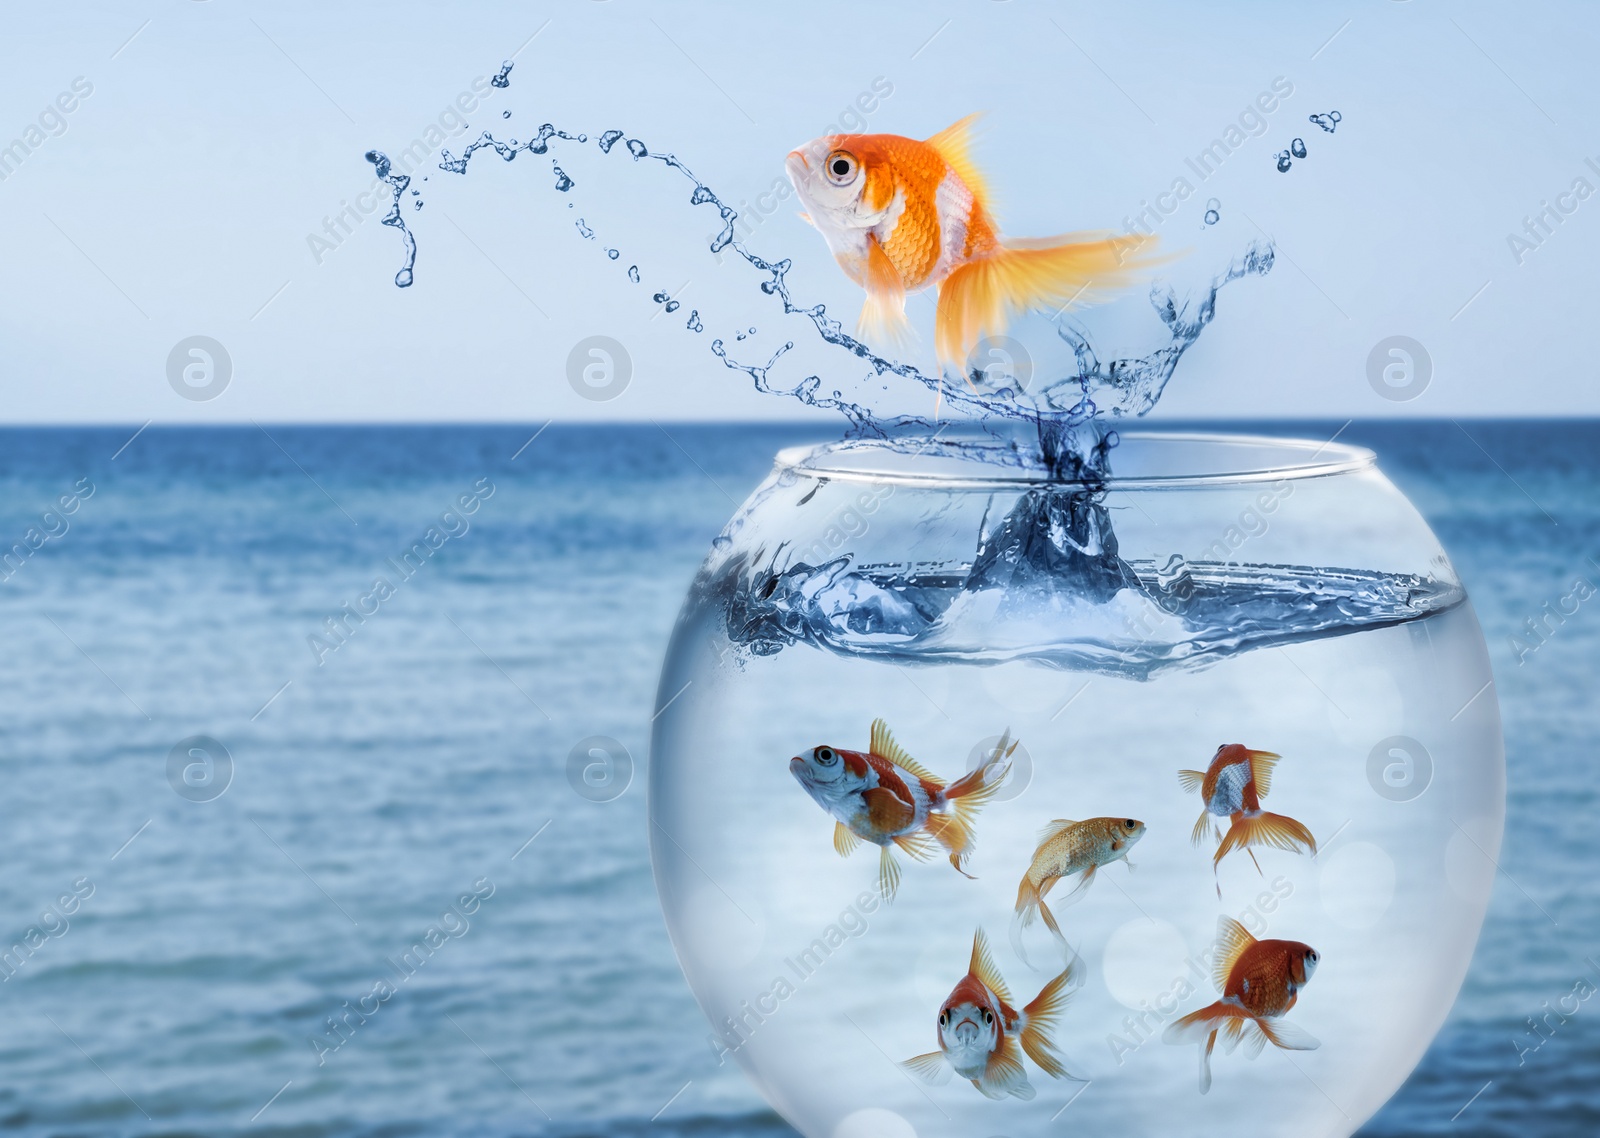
[1012,816,1145,965]
[1179,744,1316,894]
[1163,916,1321,1094]
[789,720,1013,900]
[785,114,1159,376]
[903,929,1077,1099]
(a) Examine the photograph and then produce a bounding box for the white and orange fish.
[1012,816,1145,966]
[789,720,1013,899]
[785,114,1160,380]
[1179,744,1316,894]
[1162,917,1321,1094]
[903,929,1078,1099]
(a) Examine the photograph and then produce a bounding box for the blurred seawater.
[0,420,1593,1137]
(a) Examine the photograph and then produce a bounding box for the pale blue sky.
[0,0,1594,423]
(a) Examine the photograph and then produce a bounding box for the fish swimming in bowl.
[1163,916,1322,1093]
[1179,743,1317,894]
[1012,815,1145,967]
[902,928,1078,1099]
[789,720,1013,900]
[784,114,1162,382]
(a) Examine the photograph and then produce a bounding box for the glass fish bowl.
[649,432,1503,1138]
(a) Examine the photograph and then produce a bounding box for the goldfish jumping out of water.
[1012,816,1145,966]
[903,929,1078,1099]
[789,720,1014,900]
[785,114,1160,380]
[1179,744,1316,895]
[1162,916,1321,1094]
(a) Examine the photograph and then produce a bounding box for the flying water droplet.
[627,265,640,283]
[606,248,620,260]
[598,130,624,153]
[576,218,594,239]
[553,162,574,191]
[1290,137,1307,159]
[502,110,512,119]
[1203,198,1221,225]
[626,139,648,160]
[1309,110,1342,133]
[490,61,512,88]
[1276,150,1293,173]
[686,310,703,332]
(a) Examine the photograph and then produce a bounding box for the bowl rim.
[774,430,1378,490]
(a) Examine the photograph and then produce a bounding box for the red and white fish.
[903,929,1077,1099]
[1179,744,1316,894]
[1163,917,1321,1094]
[785,114,1160,378]
[789,720,1013,899]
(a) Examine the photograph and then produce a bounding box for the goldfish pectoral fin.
[877,845,902,901]
[1248,750,1282,796]
[1260,1018,1320,1052]
[901,1052,952,1085]
[797,211,814,227]
[833,821,862,858]
[1056,864,1096,907]
[1177,769,1205,794]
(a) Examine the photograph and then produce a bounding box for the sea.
[0,419,1593,1138]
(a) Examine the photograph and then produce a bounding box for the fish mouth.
[788,756,808,780]
[952,1018,981,1043]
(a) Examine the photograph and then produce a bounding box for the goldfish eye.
[1308,950,1320,962]
[1125,819,1137,829]
[981,1008,994,1025]
[816,747,837,766]
[824,150,859,186]
[938,1010,949,1027]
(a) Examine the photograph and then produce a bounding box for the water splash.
[1291,137,1308,159]
[1310,110,1342,133]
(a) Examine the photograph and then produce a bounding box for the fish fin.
[862,787,916,835]
[797,211,814,227]
[933,230,1163,370]
[1019,962,1079,1079]
[1215,811,1317,868]
[980,1039,1034,1100]
[1035,818,1076,847]
[1190,810,1217,848]
[1163,1003,1248,1096]
[1177,769,1206,794]
[868,718,939,785]
[1199,1030,1217,1094]
[901,1051,953,1085]
[924,812,976,877]
[923,113,991,209]
[856,236,915,351]
[968,928,1014,1007]
[1248,750,1282,798]
[1216,1014,1253,1055]
[1013,873,1043,929]
[1211,916,1257,994]
[878,845,901,901]
[833,821,862,858]
[933,734,1013,873]
[893,829,937,862]
[1054,862,1097,909]
[1259,1017,1320,1052]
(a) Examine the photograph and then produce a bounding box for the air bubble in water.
[606,248,620,260]
[1204,198,1221,225]
[502,110,511,119]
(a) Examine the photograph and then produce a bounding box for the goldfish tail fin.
[833,821,861,858]
[1177,769,1206,795]
[1162,1001,1249,1095]
[1215,812,1317,868]
[934,733,1014,873]
[901,1051,953,1085]
[878,845,902,902]
[1019,960,1080,1080]
[1258,1017,1320,1053]
[933,231,1162,371]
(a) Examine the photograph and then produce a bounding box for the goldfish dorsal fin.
[1035,818,1076,848]
[969,929,1013,1006]
[924,113,991,206]
[869,719,939,784]
[1249,750,1281,797]
[1212,916,1256,993]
